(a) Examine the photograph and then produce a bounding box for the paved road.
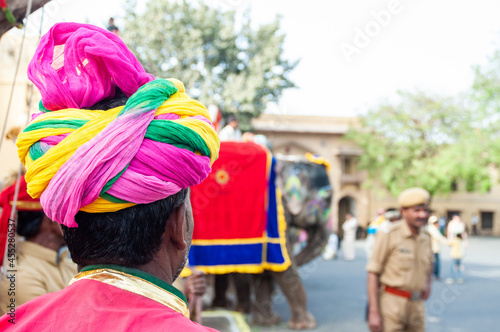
[254,237,500,332]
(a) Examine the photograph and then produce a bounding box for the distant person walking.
[471,214,479,236]
[447,214,468,245]
[218,116,242,141]
[446,233,465,285]
[427,215,448,280]
[342,213,358,261]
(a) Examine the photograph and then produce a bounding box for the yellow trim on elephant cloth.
[9,200,42,210]
[192,237,283,245]
[272,188,292,270]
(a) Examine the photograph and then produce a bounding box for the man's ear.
[168,202,187,251]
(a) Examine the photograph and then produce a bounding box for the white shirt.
[447,220,466,241]
[342,217,358,238]
[218,125,242,141]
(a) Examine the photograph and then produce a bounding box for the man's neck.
[139,259,176,285]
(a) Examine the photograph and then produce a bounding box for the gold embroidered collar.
[70,264,189,319]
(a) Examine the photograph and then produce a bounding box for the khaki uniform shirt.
[366,220,433,292]
[0,241,77,314]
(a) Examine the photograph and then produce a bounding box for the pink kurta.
[0,265,218,331]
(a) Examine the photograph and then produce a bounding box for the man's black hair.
[88,86,128,110]
[62,89,189,268]
[17,211,44,239]
[63,189,188,267]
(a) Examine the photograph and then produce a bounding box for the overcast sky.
[16,0,500,117]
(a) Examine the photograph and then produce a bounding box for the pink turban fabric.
[28,22,155,111]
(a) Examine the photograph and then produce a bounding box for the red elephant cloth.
[189,141,291,274]
[0,175,42,266]
[191,142,269,240]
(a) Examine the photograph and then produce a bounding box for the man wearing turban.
[0,22,219,331]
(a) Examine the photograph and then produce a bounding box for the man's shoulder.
[0,281,218,331]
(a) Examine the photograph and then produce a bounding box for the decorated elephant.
[249,154,332,329]
[189,142,333,330]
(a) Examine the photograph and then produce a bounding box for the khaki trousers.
[380,291,425,332]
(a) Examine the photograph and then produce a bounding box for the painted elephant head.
[276,155,333,229]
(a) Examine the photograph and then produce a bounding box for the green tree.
[346,90,494,197]
[471,49,500,128]
[470,48,500,181]
[121,0,297,130]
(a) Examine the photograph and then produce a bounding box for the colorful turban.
[17,23,220,228]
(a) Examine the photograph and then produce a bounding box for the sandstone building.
[253,114,500,236]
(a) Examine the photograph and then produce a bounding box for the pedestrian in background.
[447,214,468,241]
[471,214,479,236]
[438,216,446,234]
[427,215,448,280]
[218,116,242,141]
[342,213,358,261]
[446,233,465,285]
[367,188,433,332]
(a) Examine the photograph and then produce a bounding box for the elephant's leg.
[295,224,329,267]
[233,273,252,313]
[271,265,316,330]
[211,274,230,308]
[252,271,281,326]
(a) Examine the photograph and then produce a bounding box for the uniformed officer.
[366,188,433,332]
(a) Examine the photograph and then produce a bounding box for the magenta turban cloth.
[17,23,220,227]
[28,22,155,111]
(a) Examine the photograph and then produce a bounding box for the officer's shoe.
[457,278,464,285]
[444,278,454,285]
